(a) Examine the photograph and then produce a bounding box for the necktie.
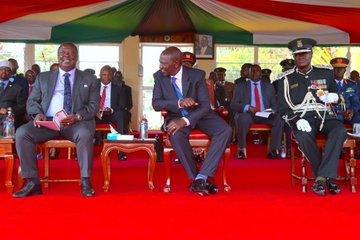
[337,81,342,88]
[254,83,261,111]
[171,77,188,116]
[63,73,72,115]
[28,85,33,96]
[100,85,107,111]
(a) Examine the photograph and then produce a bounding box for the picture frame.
[194,34,214,59]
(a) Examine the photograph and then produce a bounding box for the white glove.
[296,119,312,132]
[319,93,339,103]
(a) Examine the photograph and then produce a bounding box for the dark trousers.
[293,118,347,178]
[234,112,284,152]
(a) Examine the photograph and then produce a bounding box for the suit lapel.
[72,69,82,109]
[164,75,177,98]
[181,68,190,98]
[246,81,252,104]
[49,70,59,94]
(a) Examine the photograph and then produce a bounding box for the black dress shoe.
[311,180,326,196]
[206,181,218,194]
[267,150,281,159]
[327,178,341,195]
[81,179,95,197]
[12,181,42,198]
[117,152,127,161]
[189,179,208,196]
[236,150,246,159]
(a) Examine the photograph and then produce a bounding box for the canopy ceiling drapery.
[1,0,360,45]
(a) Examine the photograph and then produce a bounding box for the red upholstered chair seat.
[188,130,210,140]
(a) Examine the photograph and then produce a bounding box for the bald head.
[159,47,182,76]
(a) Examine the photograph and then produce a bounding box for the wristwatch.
[76,113,83,121]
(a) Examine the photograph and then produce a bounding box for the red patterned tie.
[100,85,107,111]
[254,83,261,110]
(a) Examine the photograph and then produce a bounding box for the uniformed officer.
[330,57,360,124]
[261,68,272,83]
[280,59,295,72]
[214,67,234,107]
[182,51,197,68]
[273,59,296,157]
[277,38,347,196]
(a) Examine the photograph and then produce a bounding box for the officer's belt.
[293,104,331,113]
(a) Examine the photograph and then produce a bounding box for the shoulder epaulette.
[313,64,333,70]
[277,68,295,79]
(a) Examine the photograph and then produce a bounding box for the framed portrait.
[194,34,214,59]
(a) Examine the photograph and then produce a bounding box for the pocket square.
[84,84,88,88]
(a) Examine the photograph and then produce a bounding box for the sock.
[195,174,207,182]
[315,176,326,182]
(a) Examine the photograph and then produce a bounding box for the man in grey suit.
[231,64,284,159]
[13,43,100,198]
[152,47,231,196]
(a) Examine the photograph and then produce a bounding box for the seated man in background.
[330,57,360,124]
[8,58,28,97]
[231,64,284,159]
[234,63,252,85]
[95,65,132,160]
[0,60,26,131]
[152,47,231,196]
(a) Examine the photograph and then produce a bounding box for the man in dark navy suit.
[152,47,231,196]
[231,64,284,159]
[8,58,28,98]
[95,66,132,160]
[0,59,26,131]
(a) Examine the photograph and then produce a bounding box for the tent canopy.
[1,0,360,45]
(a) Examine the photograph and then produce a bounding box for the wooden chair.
[246,123,287,157]
[161,111,231,193]
[39,139,78,187]
[291,134,357,193]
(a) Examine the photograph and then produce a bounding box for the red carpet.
[1,143,360,240]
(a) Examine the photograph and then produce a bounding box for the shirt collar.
[59,68,76,78]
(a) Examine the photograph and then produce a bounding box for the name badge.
[290,83,299,89]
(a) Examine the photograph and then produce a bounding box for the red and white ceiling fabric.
[0,0,359,45]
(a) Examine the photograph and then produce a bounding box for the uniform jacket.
[277,66,338,125]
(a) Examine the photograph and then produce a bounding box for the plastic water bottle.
[139,114,148,139]
[4,108,15,138]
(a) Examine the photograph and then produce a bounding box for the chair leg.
[163,148,172,193]
[223,147,231,192]
[291,144,296,186]
[44,147,50,188]
[301,156,308,192]
[349,146,357,193]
